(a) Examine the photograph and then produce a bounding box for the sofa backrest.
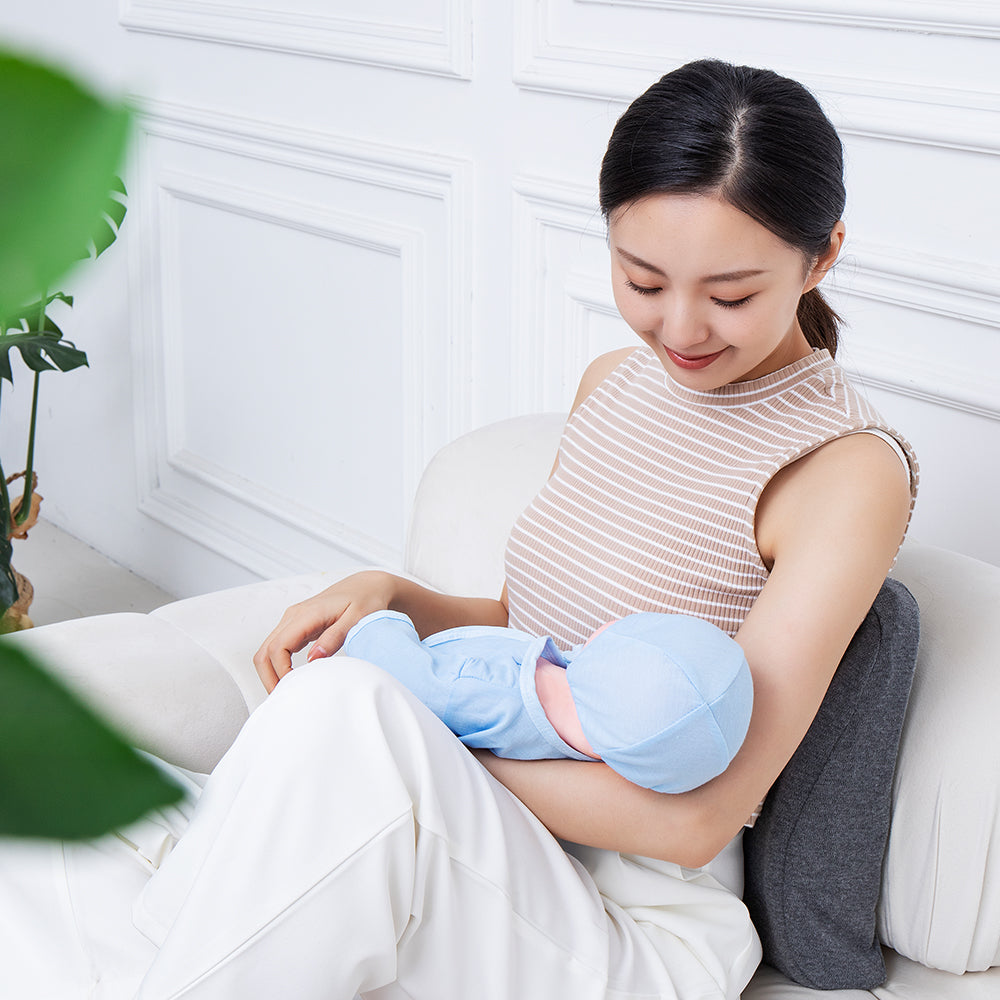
[878,541,1000,974]
[404,412,565,598]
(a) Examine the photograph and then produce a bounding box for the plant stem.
[15,371,40,526]
[0,452,11,540]
[14,294,47,526]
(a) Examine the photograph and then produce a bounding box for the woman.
[6,60,916,1000]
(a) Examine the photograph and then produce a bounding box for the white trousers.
[1,658,760,1000]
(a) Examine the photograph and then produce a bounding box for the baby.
[342,610,752,793]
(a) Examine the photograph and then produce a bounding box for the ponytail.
[797,287,840,357]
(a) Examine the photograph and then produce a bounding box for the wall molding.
[845,243,1000,331]
[514,1,1000,155]
[840,348,1000,423]
[167,446,403,571]
[575,0,1000,39]
[120,0,473,79]
[130,100,473,576]
[511,177,613,412]
[836,243,1000,420]
[564,270,627,373]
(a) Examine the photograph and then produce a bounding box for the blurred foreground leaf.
[0,644,184,840]
[0,51,132,321]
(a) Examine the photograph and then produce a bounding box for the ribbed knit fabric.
[505,346,918,649]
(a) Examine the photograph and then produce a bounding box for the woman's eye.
[713,294,754,309]
[625,278,660,296]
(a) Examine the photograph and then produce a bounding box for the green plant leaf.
[39,314,65,337]
[0,328,90,380]
[87,179,128,259]
[0,51,132,321]
[14,345,57,374]
[0,643,185,840]
[2,293,74,333]
[91,218,118,259]
[31,292,74,315]
[106,187,128,228]
[32,339,88,372]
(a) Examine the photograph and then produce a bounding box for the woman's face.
[608,192,840,389]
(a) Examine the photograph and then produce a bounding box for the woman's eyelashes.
[624,278,660,296]
[624,278,755,310]
[712,294,755,309]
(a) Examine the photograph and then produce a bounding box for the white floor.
[10,519,175,627]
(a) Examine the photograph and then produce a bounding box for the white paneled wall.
[130,102,472,578]
[0,0,996,602]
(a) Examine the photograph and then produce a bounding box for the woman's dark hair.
[599,59,845,355]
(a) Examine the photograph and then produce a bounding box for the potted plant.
[0,178,126,632]
[0,49,182,838]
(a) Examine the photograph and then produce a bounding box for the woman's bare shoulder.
[756,431,911,571]
[570,347,636,412]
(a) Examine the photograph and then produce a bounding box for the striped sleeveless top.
[505,346,918,649]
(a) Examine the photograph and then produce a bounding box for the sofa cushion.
[742,947,1000,999]
[2,613,248,773]
[878,543,1000,973]
[742,578,919,990]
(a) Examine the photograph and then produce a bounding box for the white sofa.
[8,413,1000,998]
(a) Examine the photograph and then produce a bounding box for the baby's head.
[566,612,753,793]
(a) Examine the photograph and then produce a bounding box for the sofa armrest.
[1,569,425,774]
[2,614,248,773]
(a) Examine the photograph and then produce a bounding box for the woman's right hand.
[252,570,396,693]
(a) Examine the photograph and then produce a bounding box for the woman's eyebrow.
[615,248,767,283]
[703,268,768,283]
[616,247,667,276]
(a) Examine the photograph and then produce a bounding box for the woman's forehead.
[608,192,804,275]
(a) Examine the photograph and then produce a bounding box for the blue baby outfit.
[343,611,587,761]
[342,610,753,793]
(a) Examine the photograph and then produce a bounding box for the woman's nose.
[660,299,709,350]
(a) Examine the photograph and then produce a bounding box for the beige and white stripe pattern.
[505,346,917,650]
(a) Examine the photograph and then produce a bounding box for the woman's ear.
[804,221,846,293]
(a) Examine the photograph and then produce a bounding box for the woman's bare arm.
[477,430,912,867]
[253,572,509,692]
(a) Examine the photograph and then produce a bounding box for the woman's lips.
[664,347,727,370]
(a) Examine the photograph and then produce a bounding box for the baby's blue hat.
[565,612,753,793]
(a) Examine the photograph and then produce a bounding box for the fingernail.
[307,644,329,662]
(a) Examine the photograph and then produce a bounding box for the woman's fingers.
[252,572,396,693]
[306,612,367,663]
[253,597,344,692]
